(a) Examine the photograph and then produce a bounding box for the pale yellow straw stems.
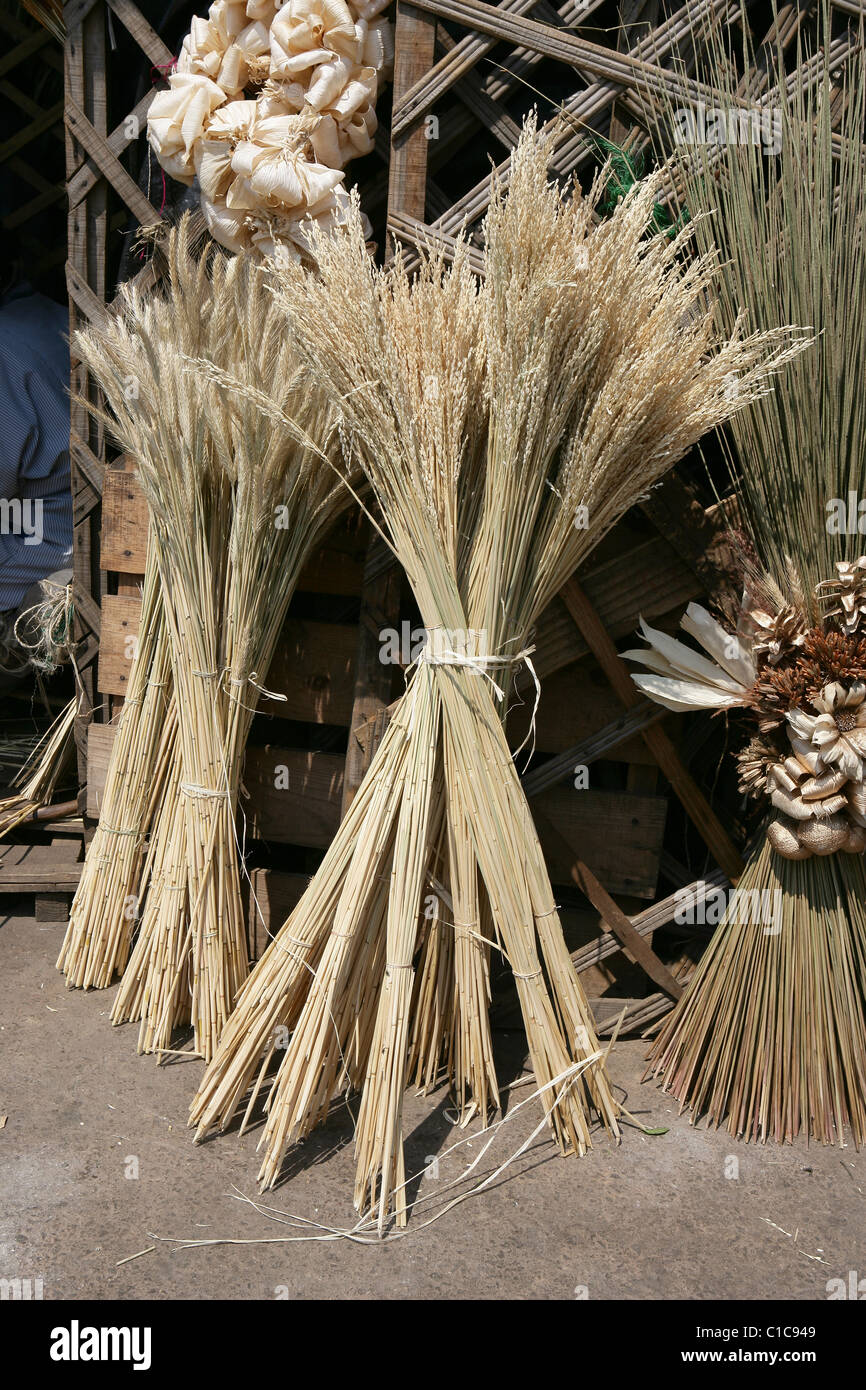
[192,115,801,1224]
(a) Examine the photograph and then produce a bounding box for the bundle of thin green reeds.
[190,116,798,1226]
[62,222,351,1060]
[631,9,866,1143]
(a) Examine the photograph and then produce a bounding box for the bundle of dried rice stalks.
[191,116,799,1226]
[633,9,866,1143]
[0,697,77,839]
[61,222,352,1060]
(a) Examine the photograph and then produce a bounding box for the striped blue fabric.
[0,285,73,612]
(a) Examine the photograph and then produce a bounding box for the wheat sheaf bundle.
[189,116,800,1228]
[59,223,351,1061]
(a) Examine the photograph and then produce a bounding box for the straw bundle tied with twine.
[190,115,801,1228]
[628,10,866,1143]
[58,224,353,1060]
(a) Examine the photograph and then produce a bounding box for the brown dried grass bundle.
[190,116,797,1226]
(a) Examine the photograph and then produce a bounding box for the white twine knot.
[406,627,541,764]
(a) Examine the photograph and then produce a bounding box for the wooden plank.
[570,858,683,998]
[100,463,150,571]
[0,842,83,895]
[387,3,438,228]
[87,727,344,848]
[85,721,115,817]
[66,0,108,787]
[35,892,73,923]
[559,577,744,883]
[267,620,358,726]
[97,594,141,696]
[245,867,310,960]
[0,865,82,892]
[242,747,344,847]
[533,787,666,898]
[341,534,401,815]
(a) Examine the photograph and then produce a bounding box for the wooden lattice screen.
[1,6,64,288]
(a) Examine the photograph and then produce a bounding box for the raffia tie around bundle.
[410,628,541,759]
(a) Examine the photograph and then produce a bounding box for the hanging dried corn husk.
[148,0,394,259]
[626,579,866,862]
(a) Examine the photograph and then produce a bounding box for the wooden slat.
[407,0,716,108]
[96,593,141,696]
[106,0,172,67]
[412,0,729,253]
[392,0,547,137]
[559,577,744,883]
[67,89,156,209]
[534,787,666,898]
[100,462,149,571]
[571,868,728,973]
[387,2,438,227]
[570,857,683,997]
[65,95,162,230]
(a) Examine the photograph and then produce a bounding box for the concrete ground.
[1,910,863,1301]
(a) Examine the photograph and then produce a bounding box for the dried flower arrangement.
[626,569,866,861]
[147,0,393,259]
